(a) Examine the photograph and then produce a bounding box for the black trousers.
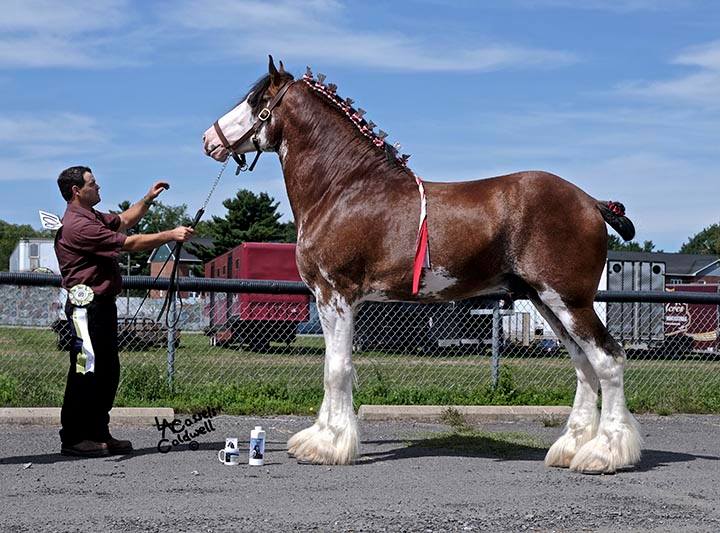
[60,297,120,446]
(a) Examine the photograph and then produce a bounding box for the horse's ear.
[268,55,279,81]
[279,60,285,74]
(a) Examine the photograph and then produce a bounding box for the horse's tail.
[596,200,635,241]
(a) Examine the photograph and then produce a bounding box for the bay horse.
[202,57,642,474]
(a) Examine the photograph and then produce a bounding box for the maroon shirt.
[54,203,128,297]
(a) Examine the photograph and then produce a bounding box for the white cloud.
[213,31,577,72]
[488,107,719,157]
[0,113,106,146]
[617,40,720,107]
[0,0,138,68]
[169,0,341,31]
[0,0,577,72]
[0,112,108,183]
[0,35,100,68]
[562,152,718,246]
[0,112,208,187]
[623,72,720,106]
[674,40,720,70]
[514,0,694,12]
[0,157,65,182]
[0,0,130,32]
[163,0,578,72]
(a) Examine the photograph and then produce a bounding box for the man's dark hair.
[57,166,92,201]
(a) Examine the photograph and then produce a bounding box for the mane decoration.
[302,67,413,169]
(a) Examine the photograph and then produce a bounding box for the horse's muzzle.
[210,146,230,162]
[202,133,229,161]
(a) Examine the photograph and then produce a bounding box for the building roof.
[16,238,55,244]
[607,250,720,276]
[147,237,213,264]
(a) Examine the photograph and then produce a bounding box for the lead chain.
[201,158,230,212]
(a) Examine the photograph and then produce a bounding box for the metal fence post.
[491,299,501,388]
[167,294,176,391]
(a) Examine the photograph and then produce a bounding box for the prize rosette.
[68,284,94,307]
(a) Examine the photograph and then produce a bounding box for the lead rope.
[128,159,230,329]
[158,158,230,328]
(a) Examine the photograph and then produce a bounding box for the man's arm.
[118,181,170,232]
[122,226,194,252]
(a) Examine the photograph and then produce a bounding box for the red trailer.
[204,242,310,351]
[664,284,719,354]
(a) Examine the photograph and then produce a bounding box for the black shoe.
[106,436,133,455]
[61,440,110,458]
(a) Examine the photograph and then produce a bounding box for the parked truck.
[664,283,719,355]
[204,242,310,351]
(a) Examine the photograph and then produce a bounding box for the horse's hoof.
[545,423,598,468]
[569,449,617,474]
[287,424,359,465]
[544,441,573,468]
[569,424,641,474]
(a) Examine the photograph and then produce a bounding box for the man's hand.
[168,226,194,242]
[146,181,170,202]
[120,181,171,232]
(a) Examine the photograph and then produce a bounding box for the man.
[54,166,194,457]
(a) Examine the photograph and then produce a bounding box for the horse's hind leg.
[538,290,642,473]
[528,294,600,468]
[287,293,358,465]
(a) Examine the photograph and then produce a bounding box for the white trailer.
[8,238,59,274]
[504,258,664,348]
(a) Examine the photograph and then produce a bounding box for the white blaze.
[214,99,255,153]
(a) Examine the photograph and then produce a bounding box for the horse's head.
[203,55,295,163]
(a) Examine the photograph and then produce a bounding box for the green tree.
[607,235,658,252]
[0,220,50,271]
[189,189,296,269]
[679,223,720,255]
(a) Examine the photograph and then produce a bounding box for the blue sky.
[1,0,718,251]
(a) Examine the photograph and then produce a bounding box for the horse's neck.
[279,95,412,226]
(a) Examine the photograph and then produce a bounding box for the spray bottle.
[249,426,266,466]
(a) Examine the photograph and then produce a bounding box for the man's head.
[57,166,101,207]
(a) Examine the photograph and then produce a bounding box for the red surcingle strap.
[607,201,625,216]
[412,176,430,295]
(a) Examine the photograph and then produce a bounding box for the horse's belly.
[363,267,509,303]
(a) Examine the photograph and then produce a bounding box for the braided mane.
[301,68,413,172]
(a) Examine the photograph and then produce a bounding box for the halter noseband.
[212,79,296,175]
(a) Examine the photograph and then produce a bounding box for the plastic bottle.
[249,426,266,466]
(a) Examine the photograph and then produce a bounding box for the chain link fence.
[1,273,719,413]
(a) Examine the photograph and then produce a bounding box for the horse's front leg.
[287,294,358,464]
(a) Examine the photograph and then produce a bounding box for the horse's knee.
[325,359,353,389]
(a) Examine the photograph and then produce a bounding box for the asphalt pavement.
[1,414,719,532]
